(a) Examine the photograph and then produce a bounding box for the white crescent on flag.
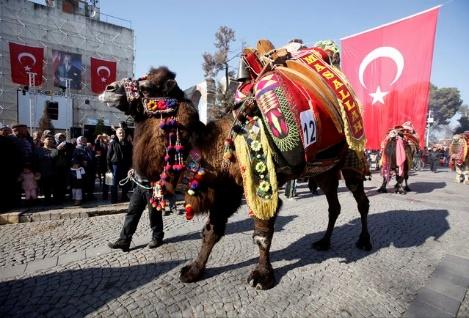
[358,46,404,89]
[18,52,37,65]
[97,65,111,78]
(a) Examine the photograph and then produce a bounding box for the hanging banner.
[52,50,82,90]
[341,6,440,149]
[90,57,117,94]
[9,42,44,86]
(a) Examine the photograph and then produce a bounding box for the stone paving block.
[132,237,147,247]
[0,213,8,225]
[0,264,26,280]
[79,211,89,218]
[440,254,469,278]
[413,287,461,316]
[457,290,469,318]
[18,213,33,223]
[85,246,110,258]
[60,213,71,220]
[7,213,19,224]
[49,211,61,220]
[69,211,81,219]
[25,257,58,274]
[36,212,51,222]
[432,266,469,288]
[405,300,453,318]
[58,251,86,265]
[426,276,467,302]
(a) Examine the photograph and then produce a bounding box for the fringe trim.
[333,67,366,154]
[234,122,278,220]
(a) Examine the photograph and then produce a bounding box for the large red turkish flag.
[341,6,439,149]
[9,42,44,86]
[90,57,117,94]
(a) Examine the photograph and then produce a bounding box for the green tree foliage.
[429,84,463,125]
[455,104,469,133]
[202,26,237,118]
[95,118,106,137]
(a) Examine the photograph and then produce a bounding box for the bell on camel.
[235,57,250,82]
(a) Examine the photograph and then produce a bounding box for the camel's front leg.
[377,176,388,193]
[180,218,225,283]
[404,173,411,192]
[394,175,407,194]
[248,216,276,290]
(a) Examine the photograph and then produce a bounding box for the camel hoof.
[356,235,372,251]
[247,266,275,290]
[180,262,204,283]
[377,187,387,193]
[312,238,331,251]
[404,186,411,192]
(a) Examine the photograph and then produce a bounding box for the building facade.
[0,0,134,135]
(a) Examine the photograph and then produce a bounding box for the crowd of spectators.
[0,123,133,212]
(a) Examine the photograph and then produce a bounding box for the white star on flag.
[369,86,389,105]
[101,77,107,82]
[24,65,31,72]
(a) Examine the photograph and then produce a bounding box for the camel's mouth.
[99,90,122,107]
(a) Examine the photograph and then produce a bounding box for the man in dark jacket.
[72,136,95,200]
[107,128,133,203]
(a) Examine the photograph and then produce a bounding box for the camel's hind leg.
[377,176,388,193]
[312,169,340,251]
[342,169,372,251]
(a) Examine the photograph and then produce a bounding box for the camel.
[100,60,371,290]
[449,132,469,184]
[377,123,419,194]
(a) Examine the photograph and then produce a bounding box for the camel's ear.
[164,79,178,94]
[165,79,185,99]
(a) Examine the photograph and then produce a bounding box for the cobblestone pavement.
[1,169,468,317]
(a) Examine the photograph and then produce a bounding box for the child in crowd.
[70,159,86,205]
[18,163,40,206]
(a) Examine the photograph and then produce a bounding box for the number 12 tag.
[300,109,317,148]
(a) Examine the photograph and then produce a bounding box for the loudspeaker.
[46,101,59,120]
[70,127,82,138]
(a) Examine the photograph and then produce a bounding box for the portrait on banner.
[52,50,82,90]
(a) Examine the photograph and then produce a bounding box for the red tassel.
[185,204,194,220]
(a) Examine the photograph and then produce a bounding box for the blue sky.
[100,0,469,105]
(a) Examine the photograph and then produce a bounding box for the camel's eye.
[105,84,117,92]
[139,81,152,96]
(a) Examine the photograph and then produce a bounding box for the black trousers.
[119,185,164,241]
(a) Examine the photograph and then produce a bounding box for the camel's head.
[99,66,185,121]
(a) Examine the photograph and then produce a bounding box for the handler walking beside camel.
[108,170,164,251]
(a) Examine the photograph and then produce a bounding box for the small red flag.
[9,42,44,86]
[341,6,439,149]
[90,57,117,94]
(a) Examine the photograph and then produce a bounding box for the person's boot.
[108,239,131,252]
[147,238,163,249]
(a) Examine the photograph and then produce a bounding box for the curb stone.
[0,203,128,225]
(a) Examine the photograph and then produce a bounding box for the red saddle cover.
[254,70,343,169]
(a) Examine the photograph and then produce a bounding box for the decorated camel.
[448,131,469,184]
[100,39,371,290]
[377,122,419,194]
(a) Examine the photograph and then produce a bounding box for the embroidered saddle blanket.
[236,40,366,176]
